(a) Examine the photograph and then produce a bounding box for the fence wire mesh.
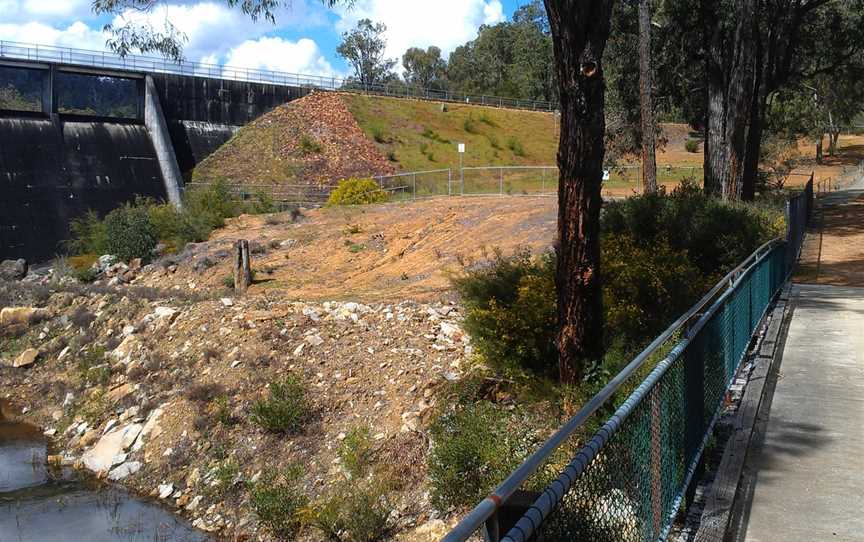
[445,178,813,542]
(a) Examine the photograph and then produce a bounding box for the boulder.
[0,307,51,328]
[81,423,143,473]
[0,259,27,281]
[13,348,39,368]
[108,461,141,481]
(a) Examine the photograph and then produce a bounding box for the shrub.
[369,123,389,143]
[508,137,526,157]
[601,180,784,277]
[250,376,310,434]
[103,204,158,263]
[338,427,373,478]
[487,134,502,150]
[249,467,308,539]
[421,127,449,143]
[327,178,388,206]
[298,134,323,155]
[310,480,391,542]
[685,139,700,153]
[463,116,480,134]
[386,150,398,162]
[453,250,557,378]
[66,210,107,255]
[428,402,544,510]
[478,112,497,127]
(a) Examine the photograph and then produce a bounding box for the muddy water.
[0,403,209,541]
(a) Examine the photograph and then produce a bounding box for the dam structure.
[0,41,311,262]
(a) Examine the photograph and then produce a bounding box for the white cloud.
[0,21,107,50]
[334,0,506,61]
[223,37,338,77]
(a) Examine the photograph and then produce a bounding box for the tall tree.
[544,0,614,384]
[638,0,658,193]
[402,46,447,89]
[701,0,758,200]
[337,19,397,86]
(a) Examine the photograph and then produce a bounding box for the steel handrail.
[442,237,782,542]
[0,40,557,112]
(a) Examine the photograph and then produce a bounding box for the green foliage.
[327,178,389,206]
[507,136,526,157]
[369,123,390,143]
[601,180,785,278]
[337,427,373,478]
[66,210,107,255]
[453,185,784,381]
[249,466,308,540]
[310,480,391,542]
[428,401,543,510]
[250,376,310,434]
[102,204,158,263]
[421,127,450,143]
[337,19,397,86]
[463,116,480,134]
[685,139,700,153]
[453,250,557,378]
[298,134,323,155]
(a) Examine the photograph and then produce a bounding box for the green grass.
[344,95,559,171]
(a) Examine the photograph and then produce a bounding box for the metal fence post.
[499,167,504,196]
[413,173,417,201]
[448,168,452,197]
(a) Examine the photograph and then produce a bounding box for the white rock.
[306,334,324,347]
[111,453,128,467]
[186,495,203,511]
[132,406,164,453]
[293,343,305,356]
[220,298,234,307]
[82,424,140,473]
[158,483,175,499]
[153,307,178,319]
[57,346,71,360]
[108,461,141,481]
[439,321,463,340]
[43,428,57,437]
[122,325,136,336]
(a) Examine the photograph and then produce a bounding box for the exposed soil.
[138,196,558,302]
[796,190,864,287]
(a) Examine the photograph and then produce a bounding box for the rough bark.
[703,0,758,201]
[638,0,658,193]
[816,135,824,163]
[544,0,613,384]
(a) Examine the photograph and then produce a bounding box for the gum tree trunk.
[544,0,614,384]
[639,0,658,193]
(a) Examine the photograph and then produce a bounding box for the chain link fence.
[443,178,814,542]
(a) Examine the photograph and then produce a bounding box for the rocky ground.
[0,246,479,540]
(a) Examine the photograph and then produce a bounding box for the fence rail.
[443,176,814,542]
[0,40,556,112]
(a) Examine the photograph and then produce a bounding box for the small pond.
[0,402,209,541]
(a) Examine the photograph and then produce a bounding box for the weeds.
[338,427,373,478]
[310,481,391,542]
[249,466,308,539]
[249,376,310,434]
[298,134,323,155]
[507,137,526,157]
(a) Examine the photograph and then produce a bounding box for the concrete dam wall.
[0,118,166,262]
[0,63,308,263]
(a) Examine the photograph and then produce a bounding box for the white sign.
[458,143,465,153]
[602,169,610,181]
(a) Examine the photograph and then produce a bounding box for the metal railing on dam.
[442,178,814,542]
[0,40,557,112]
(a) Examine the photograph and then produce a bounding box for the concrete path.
[740,178,864,542]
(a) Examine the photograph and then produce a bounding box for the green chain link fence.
[444,177,813,542]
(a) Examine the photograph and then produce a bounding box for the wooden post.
[233,240,252,294]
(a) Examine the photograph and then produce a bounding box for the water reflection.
[0,404,209,541]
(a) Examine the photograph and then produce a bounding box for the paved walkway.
[740,179,864,542]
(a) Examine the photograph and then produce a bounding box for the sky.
[0,0,527,78]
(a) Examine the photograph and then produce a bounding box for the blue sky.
[0,1,528,77]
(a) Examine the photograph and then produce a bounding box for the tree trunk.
[816,135,823,163]
[544,0,613,384]
[741,96,763,201]
[638,0,658,193]
[702,0,758,201]
[233,240,252,294]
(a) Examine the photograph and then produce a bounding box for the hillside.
[192,92,396,190]
[192,91,710,194]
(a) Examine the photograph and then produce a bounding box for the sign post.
[458,143,465,196]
